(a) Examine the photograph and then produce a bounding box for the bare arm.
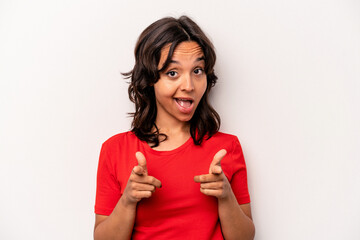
[94,198,136,240]
[94,152,162,240]
[194,149,255,240]
[218,194,255,239]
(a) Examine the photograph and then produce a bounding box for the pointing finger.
[132,165,145,176]
[135,151,148,175]
[209,149,227,174]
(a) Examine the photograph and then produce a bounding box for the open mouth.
[175,98,193,108]
[174,98,194,114]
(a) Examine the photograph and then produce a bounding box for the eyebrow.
[169,56,205,65]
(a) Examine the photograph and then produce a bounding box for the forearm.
[218,192,255,240]
[94,196,137,240]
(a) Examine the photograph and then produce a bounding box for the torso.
[95,131,250,240]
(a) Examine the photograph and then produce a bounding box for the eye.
[166,71,178,77]
[194,68,204,75]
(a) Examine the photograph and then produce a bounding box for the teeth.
[176,99,192,108]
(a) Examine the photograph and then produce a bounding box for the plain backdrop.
[1,0,359,239]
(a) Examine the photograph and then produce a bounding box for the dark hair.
[123,15,220,147]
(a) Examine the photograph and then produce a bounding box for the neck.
[151,120,191,151]
[154,118,190,138]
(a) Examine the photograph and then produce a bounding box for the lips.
[174,98,194,113]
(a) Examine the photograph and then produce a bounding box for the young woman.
[94,16,255,240]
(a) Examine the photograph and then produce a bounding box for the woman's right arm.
[94,197,137,240]
[94,152,161,240]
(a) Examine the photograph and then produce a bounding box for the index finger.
[209,149,227,174]
[135,151,147,174]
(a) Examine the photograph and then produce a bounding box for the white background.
[1,0,359,239]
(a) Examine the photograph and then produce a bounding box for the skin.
[194,149,255,240]
[152,41,207,150]
[94,41,255,240]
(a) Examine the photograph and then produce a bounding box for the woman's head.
[155,41,207,125]
[125,15,220,146]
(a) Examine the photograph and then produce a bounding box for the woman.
[94,16,255,240]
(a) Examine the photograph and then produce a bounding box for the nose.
[180,73,194,92]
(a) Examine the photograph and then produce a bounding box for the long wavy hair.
[123,16,220,147]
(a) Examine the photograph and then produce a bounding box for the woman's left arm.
[218,189,255,240]
[194,149,255,240]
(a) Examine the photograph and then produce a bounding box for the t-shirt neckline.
[141,136,193,156]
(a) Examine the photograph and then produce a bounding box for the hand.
[194,149,231,199]
[122,152,162,207]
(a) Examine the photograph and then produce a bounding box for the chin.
[177,114,194,123]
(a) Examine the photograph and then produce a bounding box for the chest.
[134,149,219,226]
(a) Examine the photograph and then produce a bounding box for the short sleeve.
[230,137,251,205]
[94,142,122,215]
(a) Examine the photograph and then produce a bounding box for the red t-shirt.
[95,131,250,239]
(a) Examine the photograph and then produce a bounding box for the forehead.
[160,41,204,63]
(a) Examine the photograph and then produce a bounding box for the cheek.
[154,80,175,100]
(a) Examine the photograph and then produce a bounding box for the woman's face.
[154,41,207,125]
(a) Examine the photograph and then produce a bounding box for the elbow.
[225,220,255,240]
[239,219,255,240]
[247,220,255,240]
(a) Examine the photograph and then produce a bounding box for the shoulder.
[206,131,244,158]
[206,131,240,146]
[101,131,138,149]
[204,132,246,179]
[99,131,140,168]
[211,131,239,140]
[199,131,242,155]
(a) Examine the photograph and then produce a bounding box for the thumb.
[209,149,227,174]
[135,151,148,175]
